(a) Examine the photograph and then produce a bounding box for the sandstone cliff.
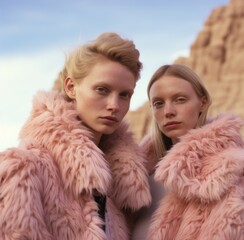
[126,0,244,141]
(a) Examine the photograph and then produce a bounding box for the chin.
[100,127,117,135]
[167,131,184,140]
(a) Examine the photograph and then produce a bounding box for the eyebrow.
[151,96,162,102]
[95,82,134,93]
[126,89,134,94]
[151,92,188,101]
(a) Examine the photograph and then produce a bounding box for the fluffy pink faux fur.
[0,91,151,240]
[147,113,244,240]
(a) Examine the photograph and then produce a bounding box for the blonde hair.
[147,64,212,159]
[55,32,142,101]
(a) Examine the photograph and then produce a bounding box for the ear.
[200,96,208,112]
[64,77,76,100]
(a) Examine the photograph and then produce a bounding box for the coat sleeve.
[146,193,185,240]
[0,148,54,240]
[198,178,244,240]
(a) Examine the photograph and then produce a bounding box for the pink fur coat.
[0,91,151,240]
[147,113,244,240]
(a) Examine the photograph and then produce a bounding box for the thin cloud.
[0,48,66,151]
[0,124,20,151]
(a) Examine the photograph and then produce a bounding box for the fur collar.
[155,113,244,203]
[19,91,151,209]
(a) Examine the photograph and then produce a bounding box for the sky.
[0,0,228,151]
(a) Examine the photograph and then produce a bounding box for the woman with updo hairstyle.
[0,32,151,240]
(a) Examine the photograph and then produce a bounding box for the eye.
[175,97,187,103]
[96,86,109,95]
[120,91,133,100]
[152,100,164,109]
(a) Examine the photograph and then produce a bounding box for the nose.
[107,95,119,112]
[164,102,176,118]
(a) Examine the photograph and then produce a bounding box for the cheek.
[76,91,98,107]
[75,96,99,116]
[154,110,163,123]
[186,108,201,128]
[120,101,130,115]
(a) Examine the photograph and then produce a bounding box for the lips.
[100,116,119,123]
[164,121,181,128]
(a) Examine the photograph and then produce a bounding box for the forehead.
[85,59,136,89]
[149,75,196,98]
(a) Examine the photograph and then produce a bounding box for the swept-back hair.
[55,32,142,101]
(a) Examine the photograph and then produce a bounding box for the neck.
[172,137,179,144]
[93,134,102,146]
[80,121,102,146]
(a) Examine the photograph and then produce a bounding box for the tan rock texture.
[126,0,244,141]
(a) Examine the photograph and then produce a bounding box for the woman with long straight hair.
[133,64,244,240]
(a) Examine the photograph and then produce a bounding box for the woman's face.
[149,75,206,144]
[65,59,136,144]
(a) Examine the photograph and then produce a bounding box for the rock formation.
[126,0,244,141]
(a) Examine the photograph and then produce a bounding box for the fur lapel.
[19,91,111,198]
[19,91,151,209]
[100,124,151,210]
[154,113,244,203]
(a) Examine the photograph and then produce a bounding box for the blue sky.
[0,0,228,151]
